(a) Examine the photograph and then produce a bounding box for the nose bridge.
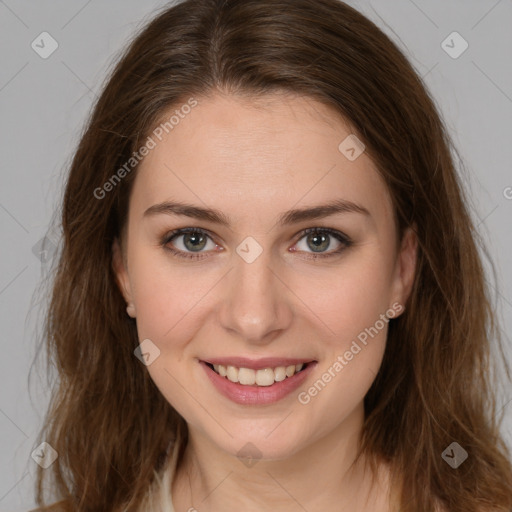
[218,243,292,343]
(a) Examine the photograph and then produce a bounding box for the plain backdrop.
[0,1,511,510]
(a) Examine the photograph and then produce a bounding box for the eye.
[161,227,220,260]
[292,227,352,259]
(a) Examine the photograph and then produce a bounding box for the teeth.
[285,365,295,377]
[256,368,274,386]
[238,367,256,385]
[211,362,307,386]
[274,366,287,382]
[226,365,238,383]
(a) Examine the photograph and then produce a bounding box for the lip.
[200,359,317,405]
[202,357,315,370]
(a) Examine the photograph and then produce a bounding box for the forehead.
[131,92,394,229]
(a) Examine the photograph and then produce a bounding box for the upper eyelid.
[164,227,218,244]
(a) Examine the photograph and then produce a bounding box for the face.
[113,92,417,460]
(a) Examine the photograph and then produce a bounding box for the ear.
[112,237,135,316]
[389,225,418,316]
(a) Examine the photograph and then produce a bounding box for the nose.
[218,246,293,345]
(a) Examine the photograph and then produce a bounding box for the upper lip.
[201,357,316,370]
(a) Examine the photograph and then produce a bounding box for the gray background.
[0,0,511,510]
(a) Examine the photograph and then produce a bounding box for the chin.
[208,422,310,462]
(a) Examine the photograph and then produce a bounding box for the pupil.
[308,232,329,252]
[184,232,206,251]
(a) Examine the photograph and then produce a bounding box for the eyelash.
[160,227,352,261]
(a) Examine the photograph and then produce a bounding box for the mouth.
[200,358,318,405]
[203,360,314,387]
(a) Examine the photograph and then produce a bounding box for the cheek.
[129,249,214,343]
[293,249,396,347]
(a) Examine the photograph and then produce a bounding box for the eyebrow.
[143,198,370,227]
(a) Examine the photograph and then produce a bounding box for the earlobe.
[125,303,137,318]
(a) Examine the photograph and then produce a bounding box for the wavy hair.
[32,0,512,510]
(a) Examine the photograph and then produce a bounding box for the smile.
[206,362,309,386]
[200,358,317,405]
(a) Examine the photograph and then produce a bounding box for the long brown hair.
[32,0,512,510]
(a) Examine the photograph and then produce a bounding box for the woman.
[32,0,512,510]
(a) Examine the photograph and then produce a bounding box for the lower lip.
[200,361,317,405]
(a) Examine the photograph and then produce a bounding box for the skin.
[113,91,418,511]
